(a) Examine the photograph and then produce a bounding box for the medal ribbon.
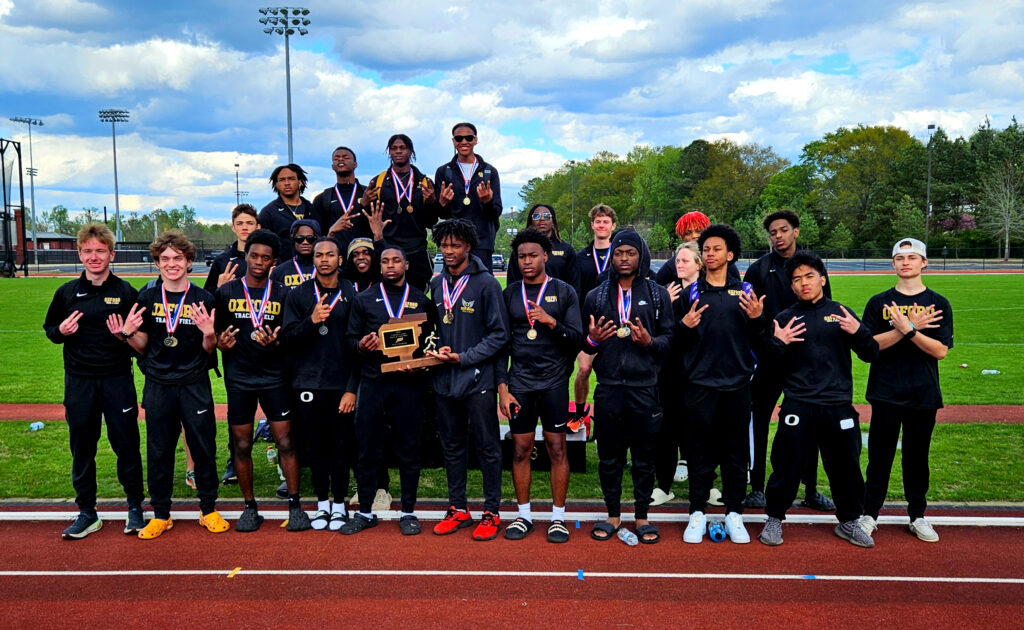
[442,274,470,313]
[293,257,315,282]
[392,168,414,204]
[521,276,550,328]
[458,159,477,197]
[241,281,272,330]
[313,282,344,314]
[617,285,632,327]
[380,283,410,319]
[333,183,358,217]
[593,246,609,275]
[161,284,189,336]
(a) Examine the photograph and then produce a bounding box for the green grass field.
[0,272,1022,503]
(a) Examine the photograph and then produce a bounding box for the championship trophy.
[378,313,443,373]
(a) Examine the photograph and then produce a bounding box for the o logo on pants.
[784,414,800,426]
[300,391,314,403]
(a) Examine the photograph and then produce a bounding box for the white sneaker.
[650,488,675,506]
[724,512,750,544]
[372,489,393,512]
[674,460,689,482]
[858,515,878,536]
[684,511,707,544]
[708,488,724,507]
[909,517,939,542]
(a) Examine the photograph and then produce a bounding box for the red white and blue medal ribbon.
[522,276,549,340]
[334,183,357,216]
[616,285,632,337]
[293,257,315,282]
[593,246,609,275]
[392,168,414,205]
[380,282,409,319]
[458,159,477,197]
[241,281,272,336]
[313,282,344,313]
[161,284,189,345]
[442,274,470,323]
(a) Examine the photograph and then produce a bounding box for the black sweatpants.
[765,399,864,523]
[750,362,821,493]
[654,381,685,494]
[64,373,145,515]
[142,378,218,519]
[435,390,502,513]
[354,377,426,513]
[293,388,354,503]
[863,402,937,521]
[683,382,750,514]
[406,250,433,294]
[594,384,661,520]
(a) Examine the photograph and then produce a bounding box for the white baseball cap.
[892,237,927,258]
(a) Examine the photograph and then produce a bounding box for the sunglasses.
[453,135,476,143]
[293,235,317,244]
[531,212,553,221]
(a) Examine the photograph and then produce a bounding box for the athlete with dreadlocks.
[259,164,315,261]
[507,204,580,296]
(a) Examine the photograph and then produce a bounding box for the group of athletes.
[45,122,953,548]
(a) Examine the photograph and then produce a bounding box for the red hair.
[675,211,710,239]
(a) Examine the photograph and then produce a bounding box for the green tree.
[646,224,670,252]
[891,194,926,240]
[826,222,854,254]
[41,204,74,234]
[687,140,789,226]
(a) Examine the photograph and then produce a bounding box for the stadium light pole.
[925,123,936,247]
[259,7,310,164]
[98,109,129,243]
[235,162,240,205]
[569,160,576,239]
[9,116,42,265]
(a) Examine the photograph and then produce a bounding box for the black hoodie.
[507,211,580,296]
[582,230,673,387]
[435,155,502,251]
[429,254,510,398]
[270,218,321,289]
[258,196,315,260]
[203,243,246,294]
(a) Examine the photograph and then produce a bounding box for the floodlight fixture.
[259,7,310,163]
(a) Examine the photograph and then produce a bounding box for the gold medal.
[406,204,414,213]
[443,310,454,324]
[463,196,471,206]
[163,335,178,347]
[526,327,538,340]
[616,326,631,338]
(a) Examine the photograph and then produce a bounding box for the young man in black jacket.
[44,224,145,539]
[860,238,953,543]
[203,204,258,293]
[362,134,439,291]
[758,253,878,548]
[428,219,509,541]
[573,204,617,430]
[214,229,310,533]
[498,228,583,543]
[111,230,229,539]
[259,164,315,261]
[582,229,673,545]
[270,219,320,289]
[282,237,359,532]
[507,204,580,296]
[435,122,502,272]
[676,225,766,544]
[344,246,436,536]
[311,146,369,239]
[743,209,833,511]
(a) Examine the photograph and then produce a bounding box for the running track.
[2,506,1022,627]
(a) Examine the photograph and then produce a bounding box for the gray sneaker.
[758,516,783,546]
[235,506,264,533]
[858,515,878,535]
[835,519,875,548]
[124,508,146,535]
[909,517,939,542]
[286,505,312,531]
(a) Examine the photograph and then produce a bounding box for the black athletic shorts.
[509,386,569,435]
[226,386,291,427]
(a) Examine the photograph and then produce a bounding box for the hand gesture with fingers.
[887,302,913,334]
[682,299,708,328]
[329,207,354,235]
[255,325,281,347]
[773,317,806,345]
[527,300,555,328]
[420,179,436,205]
[427,345,460,364]
[362,183,378,205]
[476,180,493,204]
[438,181,454,207]
[218,262,238,288]
[588,315,618,344]
[311,293,332,324]
[666,282,682,303]
[908,302,944,330]
[836,305,860,334]
[363,200,392,241]
[59,310,84,336]
[217,325,239,350]
[627,317,652,347]
[106,313,124,338]
[738,287,765,319]
[121,303,145,337]
[191,303,216,336]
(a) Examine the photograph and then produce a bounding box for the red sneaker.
[567,403,590,433]
[433,505,473,536]
[472,511,501,541]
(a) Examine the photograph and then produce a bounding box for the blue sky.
[1,0,1022,225]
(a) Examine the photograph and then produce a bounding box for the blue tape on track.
[578,569,584,580]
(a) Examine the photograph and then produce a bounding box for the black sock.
[288,494,301,509]
[245,499,258,511]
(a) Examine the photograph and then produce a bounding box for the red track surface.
[1,516,1022,626]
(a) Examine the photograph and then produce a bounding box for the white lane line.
[0,569,1020,584]
[3,511,1024,527]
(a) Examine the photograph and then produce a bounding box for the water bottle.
[709,520,727,542]
[266,445,278,465]
[28,421,44,431]
[981,370,1001,375]
[617,527,638,546]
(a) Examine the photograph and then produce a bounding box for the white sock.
[518,503,532,522]
[359,511,373,520]
[332,500,346,514]
[551,505,565,522]
[401,512,414,519]
[318,500,330,513]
